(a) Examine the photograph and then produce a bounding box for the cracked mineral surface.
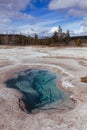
[0,46,87,130]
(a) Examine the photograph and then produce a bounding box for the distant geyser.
[6,69,68,113]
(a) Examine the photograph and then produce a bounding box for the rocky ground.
[0,46,87,130]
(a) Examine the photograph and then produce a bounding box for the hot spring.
[6,69,70,113]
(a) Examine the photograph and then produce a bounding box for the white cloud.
[45,19,87,36]
[49,26,58,33]
[62,19,87,36]
[48,0,87,36]
[49,0,87,10]
[79,17,87,35]
[0,0,33,20]
[0,0,30,11]
[49,0,76,10]
[0,0,87,36]
[0,0,35,34]
[69,9,87,17]
[49,0,87,17]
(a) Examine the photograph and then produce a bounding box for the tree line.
[0,26,87,46]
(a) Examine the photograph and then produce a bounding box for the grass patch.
[81,76,87,83]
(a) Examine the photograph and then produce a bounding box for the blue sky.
[0,0,87,37]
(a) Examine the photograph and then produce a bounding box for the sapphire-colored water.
[6,69,67,113]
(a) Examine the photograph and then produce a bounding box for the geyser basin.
[6,69,68,113]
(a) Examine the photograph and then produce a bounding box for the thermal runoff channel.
[6,69,68,113]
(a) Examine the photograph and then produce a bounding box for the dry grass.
[81,76,87,83]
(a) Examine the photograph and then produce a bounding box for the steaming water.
[6,69,68,113]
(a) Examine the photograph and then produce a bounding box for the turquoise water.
[6,69,67,113]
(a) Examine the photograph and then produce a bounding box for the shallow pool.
[6,69,68,113]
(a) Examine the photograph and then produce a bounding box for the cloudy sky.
[0,0,87,37]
